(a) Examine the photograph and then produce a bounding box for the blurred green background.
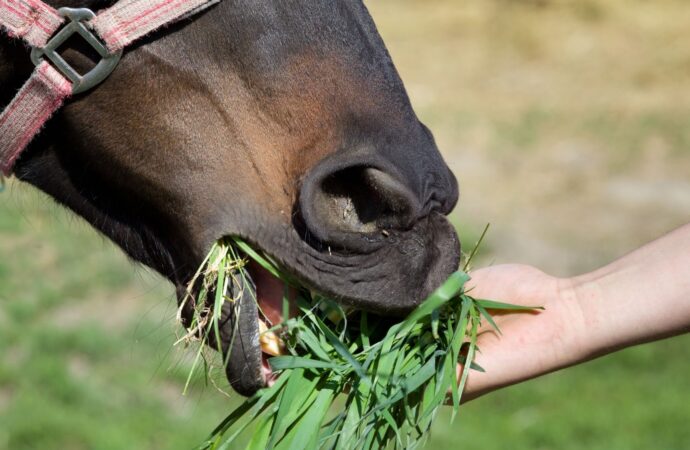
[1,0,689,449]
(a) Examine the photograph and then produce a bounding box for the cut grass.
[175,241,248,396]
[181,231,538,450]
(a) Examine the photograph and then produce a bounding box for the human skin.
[460,223,690,401]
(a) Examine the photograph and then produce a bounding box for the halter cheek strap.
[0,0,220,177]
[0,60,72,175]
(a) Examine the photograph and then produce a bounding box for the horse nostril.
[299,165,422,247]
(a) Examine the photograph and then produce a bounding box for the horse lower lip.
[220,268,265,397]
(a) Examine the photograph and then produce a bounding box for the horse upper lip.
[275,212,461,315]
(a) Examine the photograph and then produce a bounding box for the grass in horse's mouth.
[181,230,537,450]
[175,242,291,391]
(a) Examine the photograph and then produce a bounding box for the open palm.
[460,264,584,401]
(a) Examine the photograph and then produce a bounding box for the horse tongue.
[249,261,297,326]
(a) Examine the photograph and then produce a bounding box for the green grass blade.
[476,302,501,333]
[246,414,275,450]
[269,356,343,371]
[474,298,544,311]
[275,385,337,450]
[398,271,469,333]
[313,315,371,387]
[463,223,490,271]
[457,303,481,405]
[268,368,321,449]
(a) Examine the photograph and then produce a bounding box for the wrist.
[556,275,601,364]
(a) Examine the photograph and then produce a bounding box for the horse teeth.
[258,319,284,356]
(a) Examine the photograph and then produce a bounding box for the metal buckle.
[30,8,122,95]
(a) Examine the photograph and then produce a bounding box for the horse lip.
[225,263,289,396]
[232,212,459,314]
[281,212,461,315]
[222,269,267,397]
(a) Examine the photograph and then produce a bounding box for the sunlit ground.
[1,0,689,448]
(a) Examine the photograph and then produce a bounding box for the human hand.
[459,264,585,401]
[456,224,690,402]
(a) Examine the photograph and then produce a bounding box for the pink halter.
[0,0,220,176]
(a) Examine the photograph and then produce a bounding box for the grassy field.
[1,0,689,449]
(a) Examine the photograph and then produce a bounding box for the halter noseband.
[0,0,220,177]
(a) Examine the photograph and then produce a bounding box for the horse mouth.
[223,212,460,397]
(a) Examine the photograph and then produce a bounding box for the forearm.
[568,223,690,360]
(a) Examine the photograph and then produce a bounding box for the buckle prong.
[30,8,122,94]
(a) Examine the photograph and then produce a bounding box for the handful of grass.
[186,233,530,450]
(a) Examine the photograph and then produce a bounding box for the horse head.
[0,0,460,395]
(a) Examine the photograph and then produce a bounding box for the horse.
[0,0,460,396]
